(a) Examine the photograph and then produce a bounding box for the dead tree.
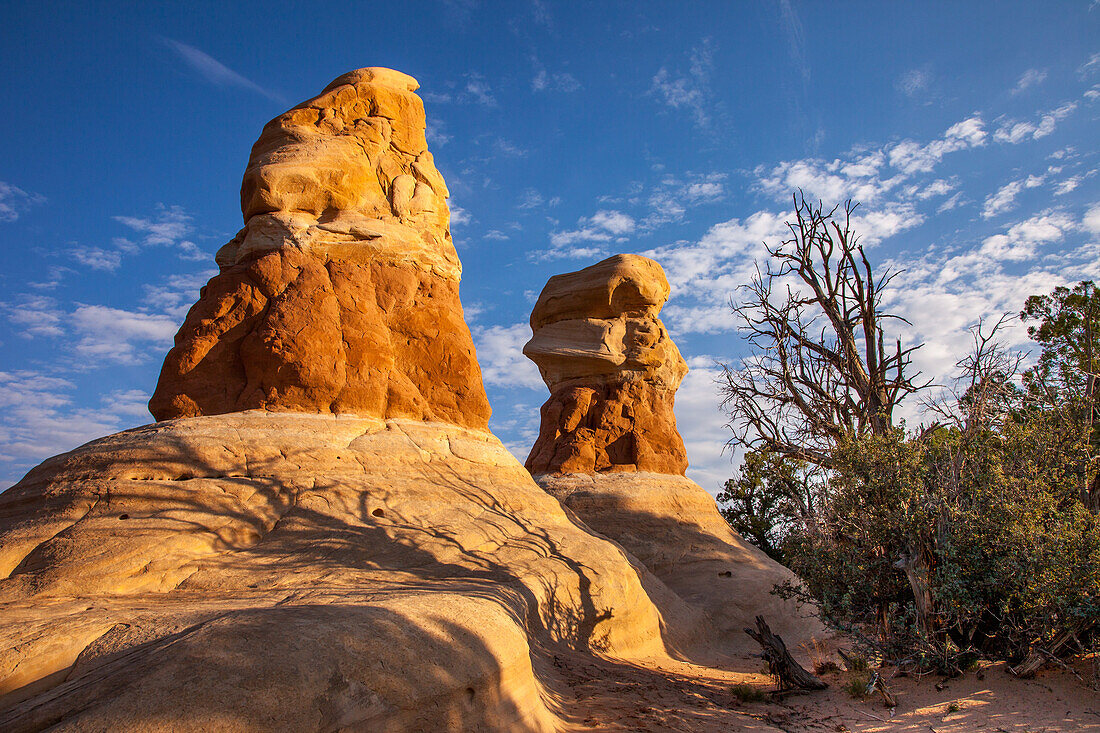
[721,192,927,467]
[745,616,828,691]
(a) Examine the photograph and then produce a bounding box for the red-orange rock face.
[149,68,491,429]
[524,255,688,475]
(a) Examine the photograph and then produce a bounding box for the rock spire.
[523,254,688,475]
[149,67,490,428]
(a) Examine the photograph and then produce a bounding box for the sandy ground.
[550,651,1100,732]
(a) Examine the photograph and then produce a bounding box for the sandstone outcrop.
[0,414,684,731]
[148,67,489,428]
[526,256,825,653]
[0,69,716,733]
[524,254,689,475]
[0,69,827,732]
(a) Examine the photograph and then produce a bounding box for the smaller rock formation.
[525,255,825,654]
[523,254,688,475]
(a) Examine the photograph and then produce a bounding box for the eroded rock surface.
[524,254,688,475]
[149,67,489,428]
[0,415,674,731]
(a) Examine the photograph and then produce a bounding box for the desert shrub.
[729,683,767,702]
[776,416,1100,672]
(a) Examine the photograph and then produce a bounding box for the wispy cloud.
[540,210,635,260]
[981,175,1044,219]
[64,204,205,272]
[530,53,580,93]
[650,39,715,129]
[897,67,933,98]
[1011,68,1047,94]
[1077,51,1100,79]
[473,323,543,391]
[113,204,205,260]
[0,181,46,222]
[161,38,285,104]
[422,73,497,106]
[532,68,581,93]
[0,372,151,486]
[993,102,1077,144]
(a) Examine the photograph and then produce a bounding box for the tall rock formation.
[524,254,688,475]
[526,255,825,653]
[149,67,490,429]
[0,70,704,732]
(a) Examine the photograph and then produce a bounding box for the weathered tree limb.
[745,615,828,691]
[1009,620,1095,678]
[866,670,897,708]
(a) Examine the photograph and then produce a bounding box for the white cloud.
[1083,203,1100,235]
[1054,176,1081,195]
[426,119,452,147]
[978,211,1073,262]
[1011,68,1047,95]
[0,181,45,222]
[897,68,932,98]
[981,175,1044,219]
[0,373,151,487]
[849,204,924,244]
[685,181,724,200]
[650,39,715,129]
[937,191,965,213]
[450,205,472,225]
[543,210,635,258]
[532,69,580,93]
[517,189,545,209]
[463,74,496,106]
[4,296,64,337]
[70,305,179,364]
[673,357,736,492]
[69,245,123,271]
[645,209,789,299]
[1078,52,1100,79]
[142,270,216,320]
[161,38,284,104]
[994,103,1078,143]
[473,323,544,391]
[916,179,955,200]
[888,115,986,174]
[114,204,193,247]
[756,151,896,203]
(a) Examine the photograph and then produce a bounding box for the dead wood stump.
[745,615,828,691]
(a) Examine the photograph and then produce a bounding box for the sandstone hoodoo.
[148,67,490,429]
[526,255,825,653]
[524,254,689,475]
[0,69,691,732]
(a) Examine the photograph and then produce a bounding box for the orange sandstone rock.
[149,67,490,429]
[524,254,688,475]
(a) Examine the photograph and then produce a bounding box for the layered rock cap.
[523,254,688,475]
[149,67,490,428]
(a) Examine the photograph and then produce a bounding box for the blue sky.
[1,1,1098,491]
